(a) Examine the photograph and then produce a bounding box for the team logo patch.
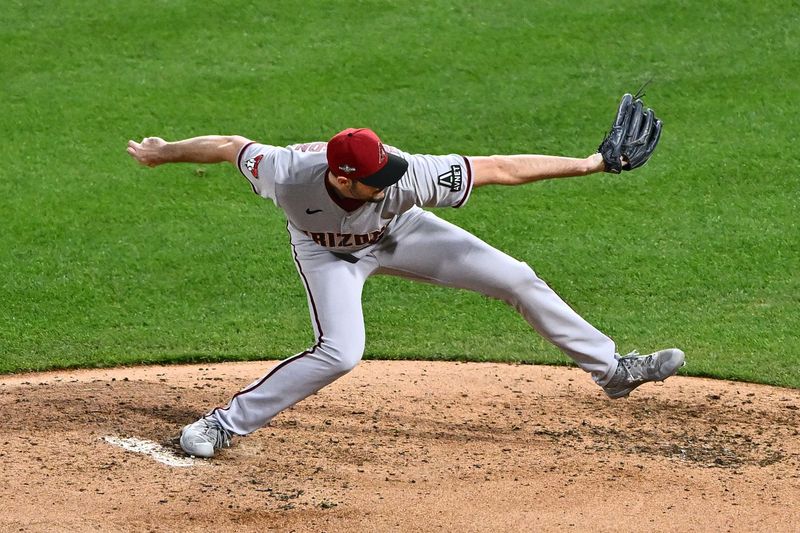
[244,154,263,179]
[339,164,356,174]
[437,165,463,192]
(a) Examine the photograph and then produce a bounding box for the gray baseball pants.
[213,209,617,435]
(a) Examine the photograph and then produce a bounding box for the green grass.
[1,0,798,387]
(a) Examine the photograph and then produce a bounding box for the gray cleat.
[179,415,233,458]
[603,348,685,399]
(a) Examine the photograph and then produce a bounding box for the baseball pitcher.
[126,94,683,458]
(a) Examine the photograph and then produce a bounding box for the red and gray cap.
[327,128,409,188]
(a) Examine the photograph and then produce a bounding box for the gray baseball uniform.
[211,141,617,436]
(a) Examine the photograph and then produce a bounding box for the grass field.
[1,0,798,387]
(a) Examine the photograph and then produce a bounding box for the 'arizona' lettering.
[303,225,387,248]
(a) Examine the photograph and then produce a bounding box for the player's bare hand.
[127,137,168,167]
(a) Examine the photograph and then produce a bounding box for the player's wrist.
[158,142,179,164]
[585,153,605,175]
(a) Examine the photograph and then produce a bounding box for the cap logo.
[378,144,387,164]
[338,164,356,174]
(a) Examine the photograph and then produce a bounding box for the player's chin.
[366,190,386,203]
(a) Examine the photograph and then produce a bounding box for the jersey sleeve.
[236,142,286,204]
[396,152,474,209]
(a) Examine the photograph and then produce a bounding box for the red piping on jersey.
[453,156,473,208]
[210,224,324,425]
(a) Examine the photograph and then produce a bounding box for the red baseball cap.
[327,128,408,188]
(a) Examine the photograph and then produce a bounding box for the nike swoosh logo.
[305,208,323,214]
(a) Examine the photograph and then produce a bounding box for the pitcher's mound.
[1,360,798,532]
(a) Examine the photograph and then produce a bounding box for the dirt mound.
[1,361,798,532]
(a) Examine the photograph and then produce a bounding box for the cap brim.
[359,153,408,188]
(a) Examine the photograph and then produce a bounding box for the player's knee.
[486,261,547,310]
[318,336,365,374]
[335,348,363,373]
[495,261,539,300]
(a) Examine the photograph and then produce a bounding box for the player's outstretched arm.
[126,135,251,168]
[470,153,605,188]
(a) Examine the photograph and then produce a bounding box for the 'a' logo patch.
[437,165,463,192]
[245,154,264,179]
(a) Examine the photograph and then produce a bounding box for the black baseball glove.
[598,93,662,173]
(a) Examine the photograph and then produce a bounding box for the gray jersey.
[237,141,473,254]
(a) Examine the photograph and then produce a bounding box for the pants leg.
[213,244,377,435]
[372,211,618,385]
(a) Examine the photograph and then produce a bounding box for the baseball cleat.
[179,415,233,458]
[602,348,685,399]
